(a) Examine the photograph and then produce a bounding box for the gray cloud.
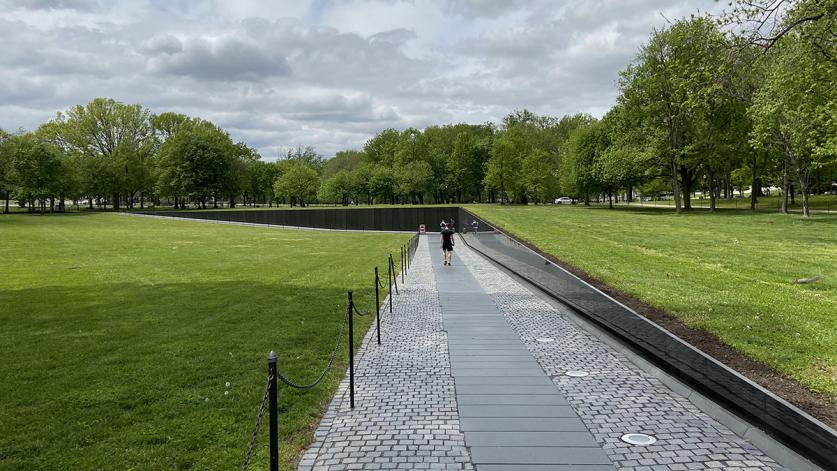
[146,37,292,81]
[0,0,719,157]
[5,0,99,11]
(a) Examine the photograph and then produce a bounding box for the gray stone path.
[300,235,787,470]
[299,236,473,470]
[431,251,614,470]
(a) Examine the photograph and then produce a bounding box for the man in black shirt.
[440,222,455,266]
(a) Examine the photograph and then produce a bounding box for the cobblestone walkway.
[301,235,787,471]
[299,236,473,470]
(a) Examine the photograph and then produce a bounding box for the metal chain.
[274,310,348,391]
[241,374,272,471]
[390,258,399,294]
[352,302,370,317]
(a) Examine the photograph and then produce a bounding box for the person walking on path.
[440,222,455,265]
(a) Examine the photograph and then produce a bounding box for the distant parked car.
[554,197,574,205]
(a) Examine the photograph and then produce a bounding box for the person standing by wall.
[440,222,455,266]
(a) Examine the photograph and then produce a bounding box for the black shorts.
[442,241,454,251]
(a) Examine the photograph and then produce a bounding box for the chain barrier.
[274,310,348,391]
[352,302,371,317]
[241,374,272,471]
[242,249,410,468]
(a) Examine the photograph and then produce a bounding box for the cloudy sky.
[1,0,719,159]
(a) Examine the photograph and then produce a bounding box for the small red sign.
[419,224,426,234]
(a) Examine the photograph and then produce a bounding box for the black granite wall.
[142,207,493,232]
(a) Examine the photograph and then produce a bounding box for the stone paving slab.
[460,417,591,432]
[469,446,614,465]
[465,431,597,447]
[456,394,569,405]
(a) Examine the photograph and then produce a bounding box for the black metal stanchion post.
[347,290,355,409]
[388,259,393,313]
[267,351,279,471]
[374,267,381,345]
[389,254,398,294]
[400,247,405,284]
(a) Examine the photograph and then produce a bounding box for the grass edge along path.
[0,213,410,471]
[466,204,837,425]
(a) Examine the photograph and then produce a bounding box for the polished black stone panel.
[458,223,837,471]
[142,206,496,233]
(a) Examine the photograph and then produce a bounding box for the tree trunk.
[140,192,145,209]
[113,193,120,211]
[750,151,759,210]
[680,166,693,211]
[670,155,682,213]
[3,190,9,214]
[781,153,790,214]
[608,187,613,209]
[792,157,811,218]
[789,185,795,205]
[708,170,716,212]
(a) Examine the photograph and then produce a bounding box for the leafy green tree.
[363,129,400,166]
[39,98,155,210]
[369,165,398,204]
[285,146,325,173]
[521,149,559,204]
[0,129,14,213]
[485,126,527,203]
[247,160,279,206]
[9,134,64,213]
[318,170,356,205]
[323,150,365,178]
[749,34,835,217]
[273,163,320,207]
[155,120,238,208]
[618,18,727,213]
[396,161,434,204]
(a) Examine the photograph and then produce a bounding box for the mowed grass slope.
[0,213,407,470]
[468,205,837,399]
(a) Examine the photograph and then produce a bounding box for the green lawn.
[467,204,837,399]
[603,193,837,212]
[0,213,407,470]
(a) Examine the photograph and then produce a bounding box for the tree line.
[1,0,834,217]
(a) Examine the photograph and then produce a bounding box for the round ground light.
[535,337,554,343]
[564,370,589,377]
[620,433,657,446]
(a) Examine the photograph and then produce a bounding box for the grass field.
[0,213,408,470]
[467,205,837,400]
[602,194,837,213]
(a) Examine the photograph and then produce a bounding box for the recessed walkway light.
[564,370,589,377]
[620,433,657,446]
[535,337,555,343]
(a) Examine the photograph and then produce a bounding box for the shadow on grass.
[0,281,378,470]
